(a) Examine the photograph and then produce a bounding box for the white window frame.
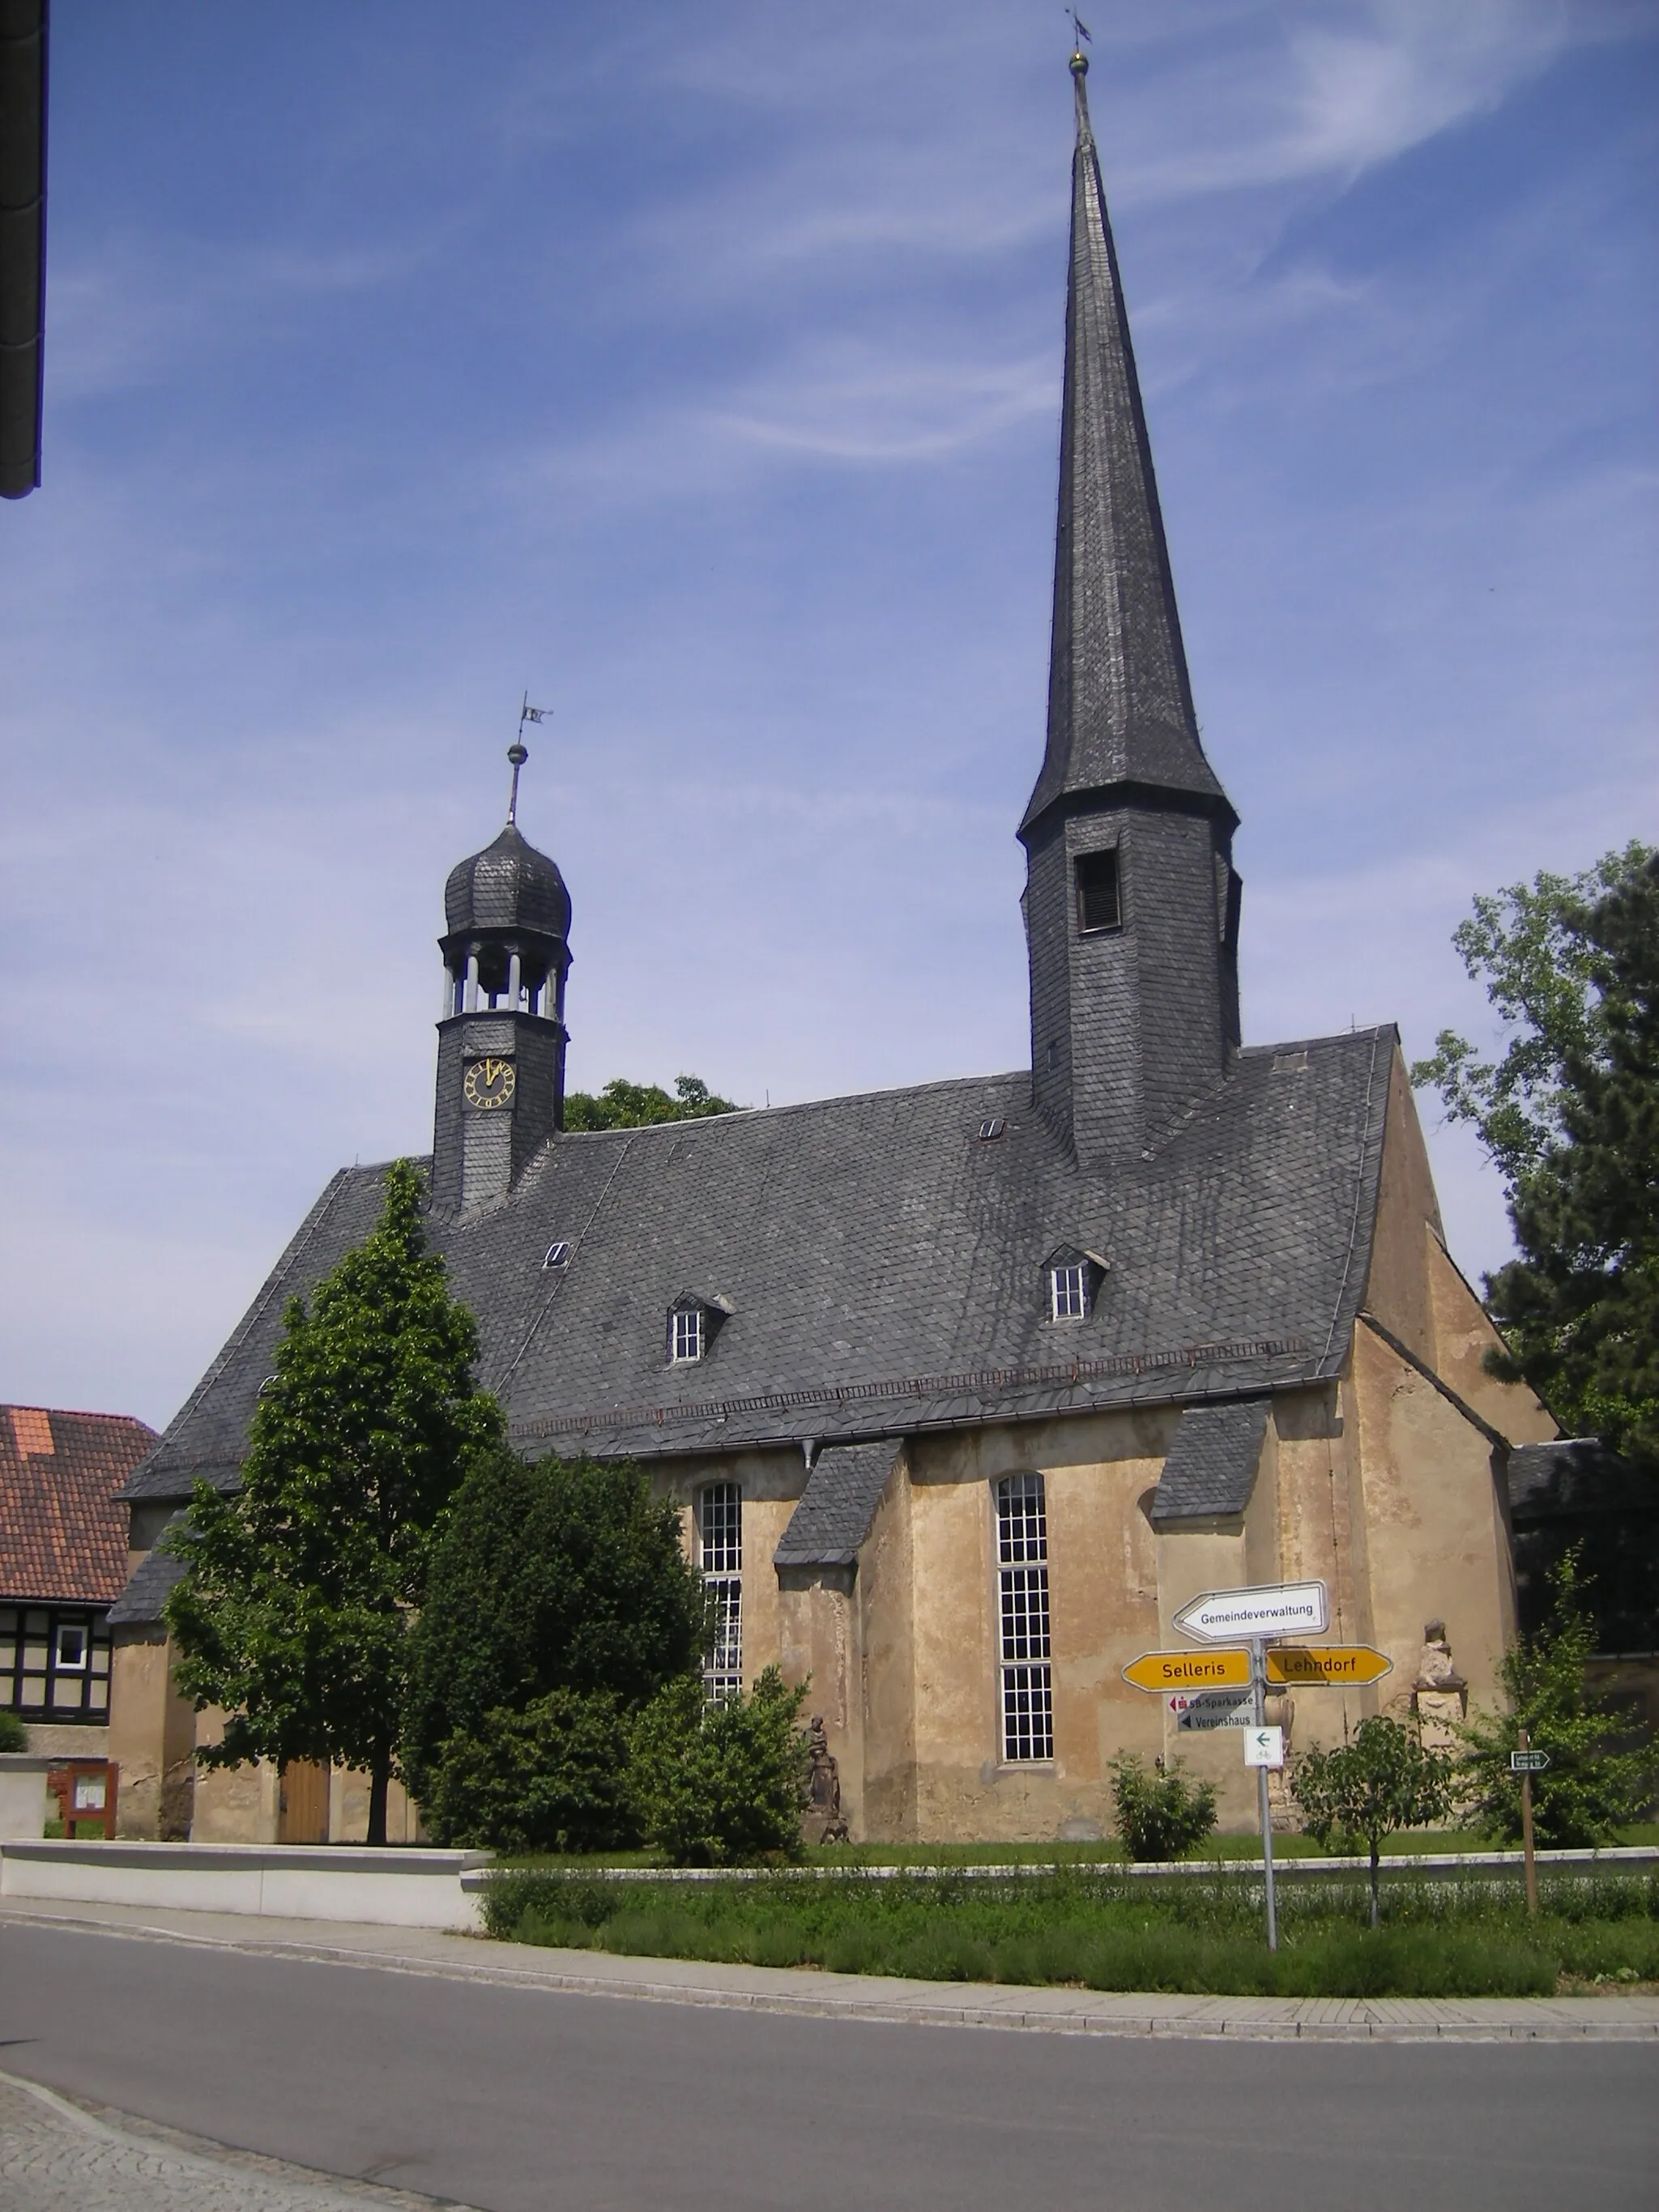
[697,1482,743,1703]
[671,1306,704,1363]
[996,1473,1053,1762]
[1050,1261,1089,1322]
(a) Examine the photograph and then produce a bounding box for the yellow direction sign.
[1123,1647,1252,1693]
[1265,1645,1392,1687]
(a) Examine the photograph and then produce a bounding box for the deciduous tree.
[1293,1717,1455,1926]
[1412,843,1658,1467]
[165,1161,501,1843]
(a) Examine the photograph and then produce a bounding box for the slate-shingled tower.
[1022,53,1240,1166]
[432,799,572,1212]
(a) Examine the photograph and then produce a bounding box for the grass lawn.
[478,1863,1659,1999]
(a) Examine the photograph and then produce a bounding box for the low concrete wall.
[0,1758,52,1841]
[0,1840,490,1931]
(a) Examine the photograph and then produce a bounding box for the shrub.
[1107,1753,1218,1862]
[629,1667,810,1865]
[417,1687,636,1854]
[0,1711,28,1753]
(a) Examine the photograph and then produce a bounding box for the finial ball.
[1069,49,1088,77]
[507,742,528,767]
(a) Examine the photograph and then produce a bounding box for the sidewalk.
[0,2071,477,2212]
[4,1893,1657,2042]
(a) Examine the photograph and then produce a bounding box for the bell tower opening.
[431,739,573,1213]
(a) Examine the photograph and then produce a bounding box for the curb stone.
[3,1899,1657,2045]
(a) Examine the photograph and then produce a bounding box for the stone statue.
[1413,1621,1467,1752]
[804,1715,850,1844]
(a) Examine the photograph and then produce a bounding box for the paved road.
[2,1919,1653,2212]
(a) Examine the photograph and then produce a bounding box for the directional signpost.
[1173,1580,1328,1644]
[1168,1581,1330,1953]
[1122,1583,1404,1952]
[1123,1648,1252,1692]
[1166,1689,1256,1732]
[1242,1726,1284,1769]
[1265,1645,1392,1687]
[1512,1732,1551,1914]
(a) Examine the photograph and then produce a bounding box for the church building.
[109,56,1555,1845]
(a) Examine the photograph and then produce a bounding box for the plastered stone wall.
[109,1631,195,1839]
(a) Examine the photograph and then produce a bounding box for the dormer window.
[1075,846,1121,934]
[667,1292,732,1366]
[1044,1244,1107,1323]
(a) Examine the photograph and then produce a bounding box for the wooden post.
[1519,1728,1539,1916]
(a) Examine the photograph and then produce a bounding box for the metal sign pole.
[1252,1637,1278,1952]
[1519,1728,1538,1917]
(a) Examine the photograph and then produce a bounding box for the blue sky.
[2,1,1654,1430]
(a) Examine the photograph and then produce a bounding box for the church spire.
[1021,52,1231,839]
[1020,54,1242,1167]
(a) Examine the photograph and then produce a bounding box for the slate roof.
[1021,58,1231,839]
[445,822,570,941]
[775,1444,902,1569]
[0,1404,156,1604]
[1149,1398,1269,1523]
[122,1025,1395,1506]
[1508,1438,1653,1522]
[104,1515,188,1627]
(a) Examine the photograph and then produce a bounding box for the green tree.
[563,1074,739,1132]
[1460,1549,1654,1849]
[1411,843,1658,1465]
[1292,1716,1455,1926]
[1107,1753,1217,1863]
[403,1449,705,1847]
[164,1160,501,1843]
[629,1667,810,1865]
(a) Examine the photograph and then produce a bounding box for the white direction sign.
[1167,1690,1256,1732]
[1243,1726,1285,1770]
[1172,1579,1328,1645]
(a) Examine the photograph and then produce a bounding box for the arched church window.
[996,1473,1052,1762]
[697,1483,743,1704]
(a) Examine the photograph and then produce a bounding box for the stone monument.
[1412,1621,1468,1753]
[804,1715,849,1844]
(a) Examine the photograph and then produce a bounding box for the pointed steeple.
[1021,53,1232,839]
[1020,54,1242,1167]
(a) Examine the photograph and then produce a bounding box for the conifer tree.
[165,1160,501,1843]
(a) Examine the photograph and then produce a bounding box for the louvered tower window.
[697,1483,743,1703]
[1074,847,1121,934]
[996,1473,1053,1761]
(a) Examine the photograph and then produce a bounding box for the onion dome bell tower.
[431,741,572,1211]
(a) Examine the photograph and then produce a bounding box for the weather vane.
[508,691,551,825]
[1068,9,1092,53]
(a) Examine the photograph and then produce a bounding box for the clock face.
[463,1056,516,1111]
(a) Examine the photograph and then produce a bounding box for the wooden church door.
[279,1760,330,1843]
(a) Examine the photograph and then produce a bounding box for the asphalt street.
[1,1919,1653,2212]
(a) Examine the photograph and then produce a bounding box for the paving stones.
[0,2073,476,2212]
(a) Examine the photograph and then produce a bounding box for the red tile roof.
[0,1405,158,1605]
